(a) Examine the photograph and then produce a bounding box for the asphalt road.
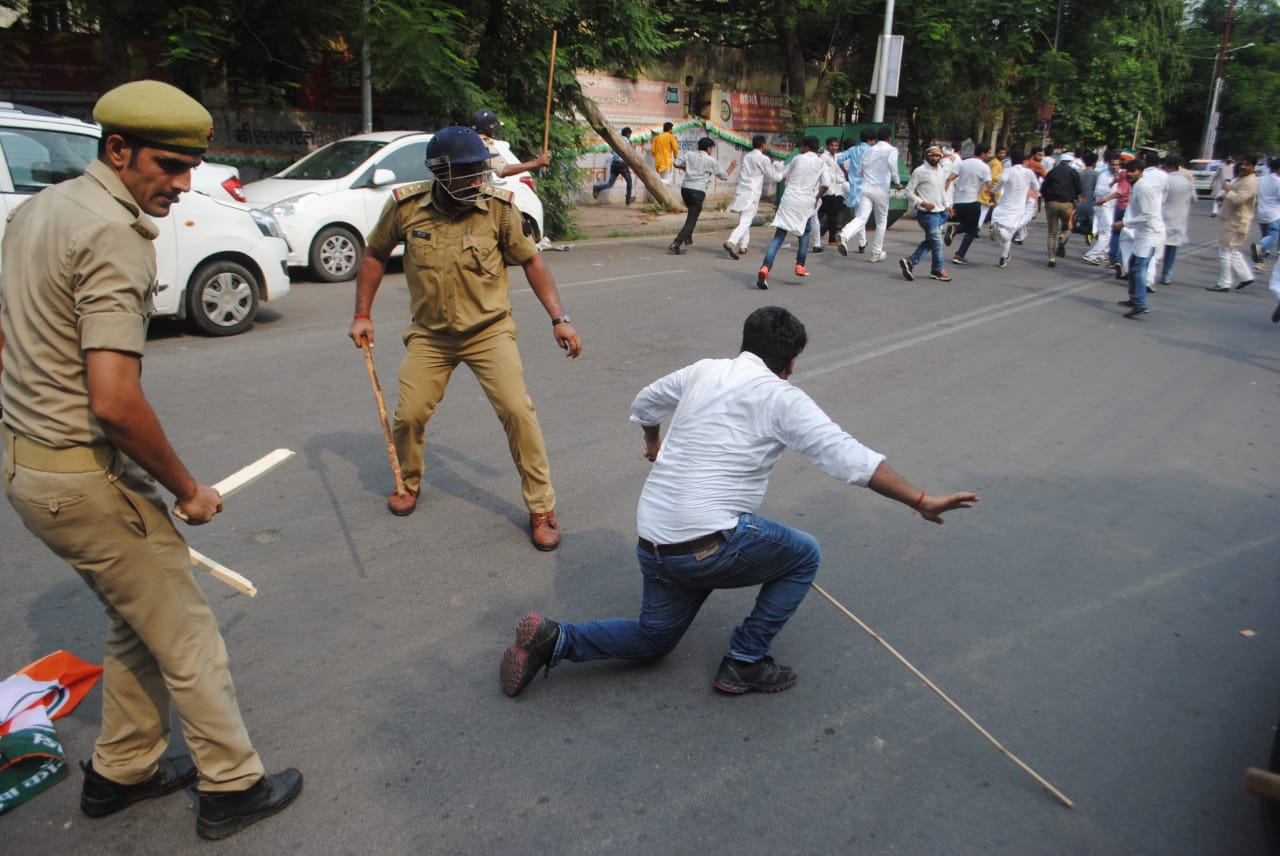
[4,206,1279,854]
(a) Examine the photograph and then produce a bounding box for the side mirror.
[371,168,397,186]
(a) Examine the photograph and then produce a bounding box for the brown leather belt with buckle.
[637,531,726,560]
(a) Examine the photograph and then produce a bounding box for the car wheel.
[186,259,259,336]
[310,226,360,282]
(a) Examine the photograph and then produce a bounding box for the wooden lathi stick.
[190,547,257,597]
[811,582,1074,809]
[361,340,405,496]
[543,30,558,155]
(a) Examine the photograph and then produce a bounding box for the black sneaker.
[501,611,561,697]
[899,258,915,281]
[197,769,303,840]
[1047,259,1056,268]
[836,239,849,256]
[1236,279,1254,290]
[1056,237,1067,257]
[722,240,740,260]
[667,242,686,255]
[713,656,797,694]
[1272,302,1280,324]
[811,245,825,254]
[1251,243,1263,264]
[1123,307,1150,319]
[81,756,197,818]
[943,223,956,246]
[997,256,1008,268]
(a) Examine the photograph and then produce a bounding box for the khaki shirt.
[1218,172,1258,238]
[0,160,158,447]
[366,181,537,336]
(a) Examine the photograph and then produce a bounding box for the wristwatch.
[551,315,571,326]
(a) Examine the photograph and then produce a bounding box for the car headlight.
[266,193,318,219]
[250,208,287,241]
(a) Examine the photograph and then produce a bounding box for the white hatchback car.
[242,131,546,282]
[0,103,290,336]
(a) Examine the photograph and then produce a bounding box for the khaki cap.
[93,80,213,155]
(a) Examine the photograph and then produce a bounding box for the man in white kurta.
[755,136,828,288]
[724,135,783,259]
[990,151,1039,267]
[1154,157,1193,285]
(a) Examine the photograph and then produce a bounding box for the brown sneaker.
[387,487,418,516]
[530,510,560,551]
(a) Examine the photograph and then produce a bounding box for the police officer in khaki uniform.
[347,125,581,551]
[0,80,300,840]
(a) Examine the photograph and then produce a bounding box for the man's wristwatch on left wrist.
[551,315,571,326]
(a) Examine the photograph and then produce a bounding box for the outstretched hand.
[917,492,978,524]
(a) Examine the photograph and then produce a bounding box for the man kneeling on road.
[500,307,977,697]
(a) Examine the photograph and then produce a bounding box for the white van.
[0,103,290,336]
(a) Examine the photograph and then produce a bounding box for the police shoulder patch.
[393,181,432,203]
[480,185,514,204]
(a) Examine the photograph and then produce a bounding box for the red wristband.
[911,490,926,514]
[353,313,371,319]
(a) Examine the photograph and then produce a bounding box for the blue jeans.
[1128,248,1155,310]
[909,210,947,273]
[1109,209,1126,264]
[1257,219,1279,258]
[761,221,814,270]
[1160,245,1178,284]
[593,161,633,200]
[554,513,821,665]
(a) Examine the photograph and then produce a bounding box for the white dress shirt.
[630,352,885,543]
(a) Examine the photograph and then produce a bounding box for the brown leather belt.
[2,425,114,473]
[637,531,726,559]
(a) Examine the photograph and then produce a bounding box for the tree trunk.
[570,88,684,211]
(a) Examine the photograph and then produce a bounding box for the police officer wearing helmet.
[0,80,300,839]
[348,125,581,550]
[470,108,551,178]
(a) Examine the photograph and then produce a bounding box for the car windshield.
[277,140,387,180]
[0,127,96,192]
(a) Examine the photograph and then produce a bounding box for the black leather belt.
[637,531,726,558]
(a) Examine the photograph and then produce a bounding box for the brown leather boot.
[529,511,560,551]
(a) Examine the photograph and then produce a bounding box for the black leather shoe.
[667,243,686,255]
[713,655,797,694]
[81,756,197,818]
[197,769,303,840]
[501,611,561,697]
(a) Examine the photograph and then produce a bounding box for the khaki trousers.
[3,440,263,792]
[393,314,555,512]
[1045,200,1075,259]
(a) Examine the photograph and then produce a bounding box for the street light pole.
[1200,0,1239,161]
[872,0,895,123]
